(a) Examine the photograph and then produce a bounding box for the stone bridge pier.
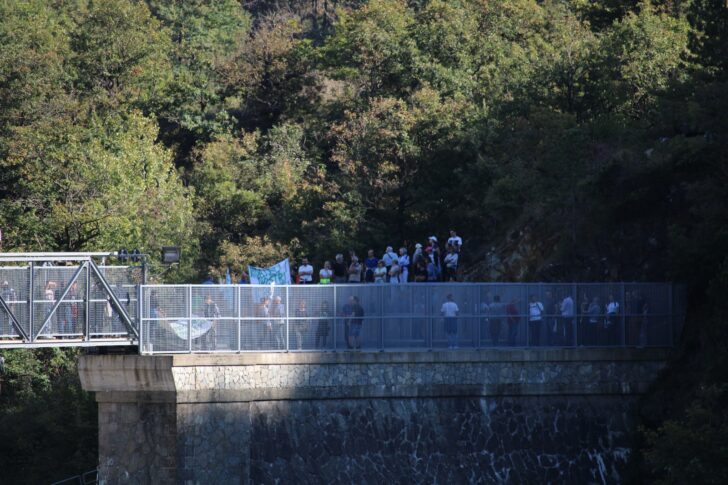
[79,349,669,484]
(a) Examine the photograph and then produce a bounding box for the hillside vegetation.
[0,0,726,482]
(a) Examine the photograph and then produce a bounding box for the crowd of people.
[524,289,651,347]
[291,230,465,285]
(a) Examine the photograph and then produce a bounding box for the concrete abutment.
[80,349,669,484]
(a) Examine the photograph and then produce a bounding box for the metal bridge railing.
[139,282,684,354]
[0,259,142,348]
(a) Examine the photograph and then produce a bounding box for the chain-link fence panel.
[0,267,29,338]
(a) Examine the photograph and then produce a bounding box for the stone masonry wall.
[80,349,669,484]
[97,401,177,484]
[248,396,635,484]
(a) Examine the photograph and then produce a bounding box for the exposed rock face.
[80,350,668,484]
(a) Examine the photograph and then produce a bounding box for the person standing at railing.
[578,293,590,346]
[489,295,504,346]
[364,250,378,283]
[319,261,333,284]
[257,296,274,349]
[528,294,544,347]
[333,254,347,284]
[398,247,410,283]
[61,281,79,338]
[506,298,520,346]
[412,258,428,282]
[443,246,459,282]
[298,258,314,285]
[441,293,459,349]
[447,230,463,252]
[479,293,491,347]
[1,281,17,336]
[559,293,575,346]
[294,299,309,350]
[344,296,364,350]
[315,300,332,349]
[374,260,387,283]
[412,243,424,266]
[426,254,439,282]
[587,297,601,345]
[382,247,398,282]
[544,290,557,346]
[388,260,401,283]
[605,294,620,346]
[348,256,363,283]
[203,295,221,351]
[148,289,164,350]
[271,296,286,349]
[428,237,441,280]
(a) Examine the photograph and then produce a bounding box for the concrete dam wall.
[79,349,669,484]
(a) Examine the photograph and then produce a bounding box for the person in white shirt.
[398,247,410,283]
[373,260,387,283]
[443,246,459,281]
[528,294,544,346]
[298,258,314,284]
[441,293,459,349]
[447,230,463,252]
[319,261,333,284]
[558,294,575,346]
[382,246,398,281]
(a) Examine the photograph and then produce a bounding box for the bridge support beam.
[80,349,670,484]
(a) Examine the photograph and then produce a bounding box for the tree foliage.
[0,0,727,481]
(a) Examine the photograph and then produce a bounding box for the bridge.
[0,253,685,352]
[0,253,686,482]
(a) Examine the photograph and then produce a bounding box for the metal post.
[285,285,290,352]
[237,285,241,353]
[380,284,384,351]
[524,284,529,349]
[428,285,433,351]
[333,285,337,352]
[621,283,626,347]
[84,263,91,341]
[28,262,34,342]
[188,286,192,353]
[668,283,673,346]
[572,283,577,347]
[476,286,482,350]
[137,285,144,353]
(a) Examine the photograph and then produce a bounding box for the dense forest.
[0,0,726,482]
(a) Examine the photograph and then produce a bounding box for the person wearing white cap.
[382,246,398,282]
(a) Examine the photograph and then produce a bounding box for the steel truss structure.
[0,253,144,348]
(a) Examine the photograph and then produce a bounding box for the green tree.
[148,0,252,138]
[0,112,197,261]
[71,0,172,111]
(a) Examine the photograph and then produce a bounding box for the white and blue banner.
[248,258,291,285]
